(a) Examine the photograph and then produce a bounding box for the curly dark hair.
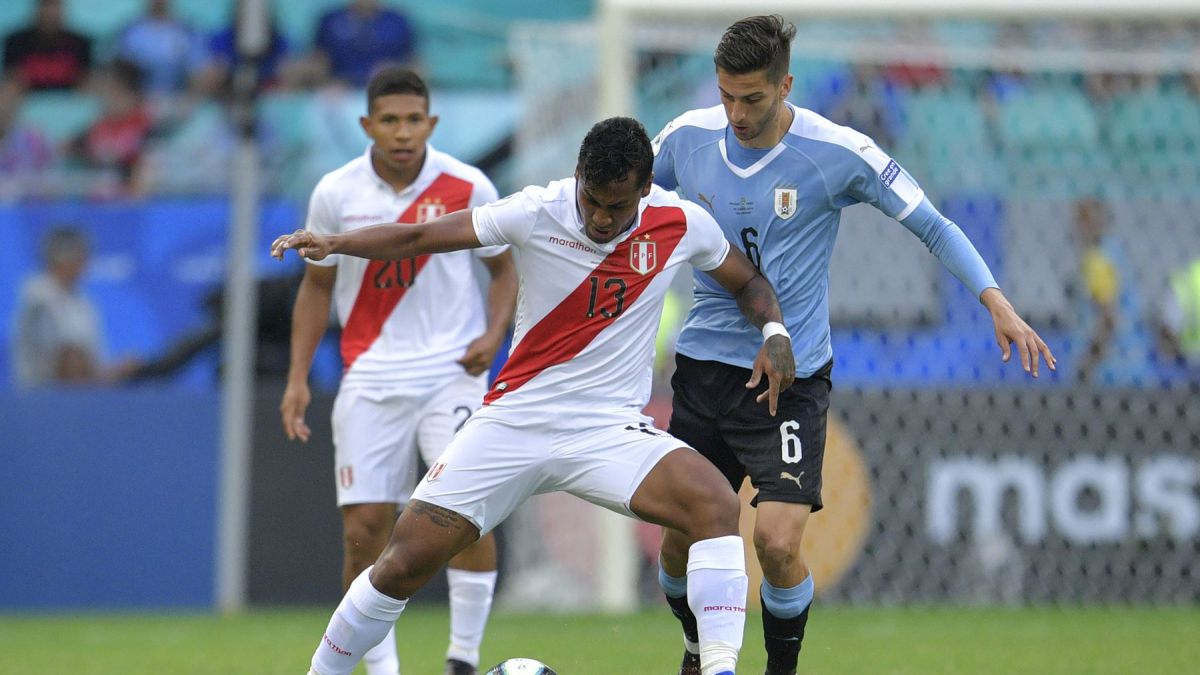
[366,67,429,112]
[576,116,653,188]
[714,15,796,83]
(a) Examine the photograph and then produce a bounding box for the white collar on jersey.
[717,102,795,179]
[362,143,438,195]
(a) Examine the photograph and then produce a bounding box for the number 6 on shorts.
[780,419,802,463]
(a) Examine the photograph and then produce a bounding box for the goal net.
[500,3,1200,610]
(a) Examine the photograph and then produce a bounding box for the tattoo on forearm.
[407,500,471,532]
[736,276,783,329]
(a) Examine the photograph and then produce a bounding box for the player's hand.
[747,334,796,416]
[981,288,1056,378]
[280,380,312,442]
[271,229,333,261]
[457,331,503,377]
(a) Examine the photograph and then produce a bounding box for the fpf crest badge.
[630,235,657,275]
[416,199,446,223]
[774,188,798,219]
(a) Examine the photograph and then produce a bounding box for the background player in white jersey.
[273,116,797,675]
[651,16,1057,675]
[280,67,517,675]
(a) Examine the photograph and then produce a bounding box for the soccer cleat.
[678,649,701,675]
[764,669,796,675]
[445,658,477,675]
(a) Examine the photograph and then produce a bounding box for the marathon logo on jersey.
[425,462,446,482]
[880,160,902,188]
[774,188,798,219]
[630,235,657,275]
[415,198,446,223]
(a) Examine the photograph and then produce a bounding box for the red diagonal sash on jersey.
[340,172,473,370]
[484,205,688,404]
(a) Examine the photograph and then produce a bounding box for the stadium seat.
[0,1,30,41]
[64,0,143,43]
[143,103,237,195]
[996,83,1099,150]
[894,89,997,192]
[1105,85,1200,154]
[271,0,342,48]
[172,0,232,34]
[16,91,102,145]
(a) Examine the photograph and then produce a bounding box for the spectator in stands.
[11,227,106,387]
[1073,198,1118,383]
[2,0,92,90]
[1158,257,1200,369]
[1071,197,1154,385]
[115,0,217,97]
[314,0,417,87]
[65,59,156,198]
[209,1,308,94]
[825,64,900,150]
[0,78,54,201]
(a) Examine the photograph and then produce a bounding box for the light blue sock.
[658,564,688,599]
[761,575,814,619]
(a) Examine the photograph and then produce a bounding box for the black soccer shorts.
[668,353,831,511]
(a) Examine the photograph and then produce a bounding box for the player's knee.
[688,486,740,538]
[342,512,391,551]
[753,528,803,571]
[371,546,434,598]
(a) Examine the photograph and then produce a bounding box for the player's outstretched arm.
[270,209,482,262]
[980,287,1057,378]
[705,246,796,415]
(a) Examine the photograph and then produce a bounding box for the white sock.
[686,536,747,675]
[310,567,408,675]
[445,568,499,666]
[363,626,400,675]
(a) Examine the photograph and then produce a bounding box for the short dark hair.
[366,67,429,112]
[110,58,144,94]
[42,226,88,265]
[576,117,653,188]
[714,15,796,83]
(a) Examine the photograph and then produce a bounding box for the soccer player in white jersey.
[651,16,1057,675]
[274,116,797,675]
[280,68,517,675]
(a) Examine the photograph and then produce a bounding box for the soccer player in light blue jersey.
[651,15,1057,675]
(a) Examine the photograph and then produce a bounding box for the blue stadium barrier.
[0,199,304,389]
[0,387,219,609]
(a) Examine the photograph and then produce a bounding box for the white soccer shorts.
[411,406,689,534]
[331,372,487,506]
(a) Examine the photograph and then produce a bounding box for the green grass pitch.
[2,606,1196,674]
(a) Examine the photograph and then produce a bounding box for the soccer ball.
[484,658,558,675]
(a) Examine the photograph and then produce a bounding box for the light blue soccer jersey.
[653,103,998,376]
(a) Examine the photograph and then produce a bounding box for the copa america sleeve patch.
[880,160,901,188]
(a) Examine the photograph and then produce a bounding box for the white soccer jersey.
[472,178,730,413]
[306,145,502,391]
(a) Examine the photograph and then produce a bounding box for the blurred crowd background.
[3,0,1199,393]
[1,0,1197,612]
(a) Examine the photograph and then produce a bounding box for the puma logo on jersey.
[695,192,715,212]
[859,144,873,153]
[780,471,805,488]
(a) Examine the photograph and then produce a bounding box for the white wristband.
[762,321,790,341]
